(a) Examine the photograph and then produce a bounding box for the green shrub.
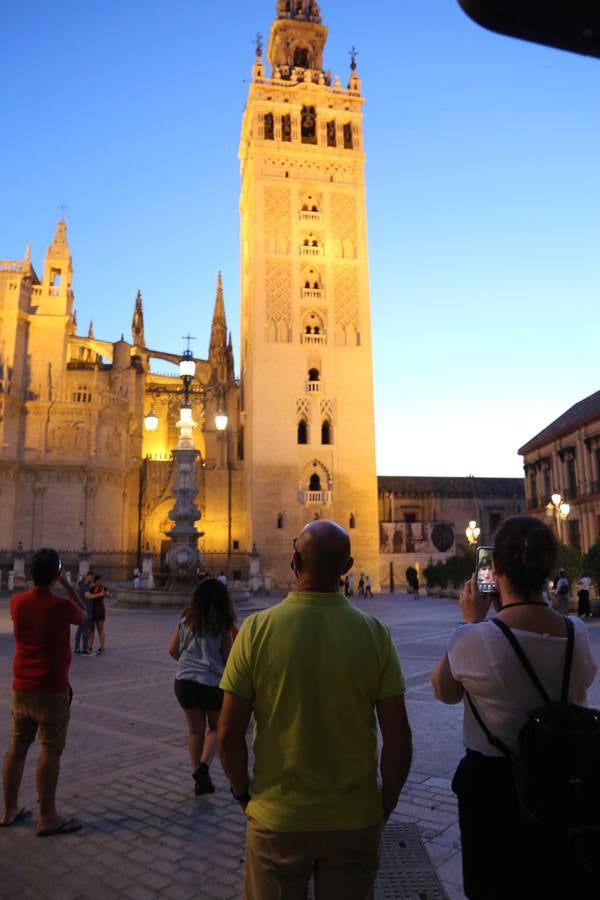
[405,566,419,590]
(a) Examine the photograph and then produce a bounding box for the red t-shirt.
[11,587,84,693]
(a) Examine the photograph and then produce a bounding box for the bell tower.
[239,1,380,585]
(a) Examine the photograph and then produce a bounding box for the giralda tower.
[239,0,380,585]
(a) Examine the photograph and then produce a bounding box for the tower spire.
[88,319,95,340]
[269,1,327,73]
[132,289,145,347]
[209,272,227,358]
[47,218,71,261]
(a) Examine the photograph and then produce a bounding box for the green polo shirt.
[220,591,405,832]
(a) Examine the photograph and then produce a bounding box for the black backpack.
[466,616,600,832]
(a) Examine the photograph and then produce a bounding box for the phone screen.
[476,546,496,594]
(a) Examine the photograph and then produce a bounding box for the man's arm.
[376,694,412,821]
[217,691,253,807]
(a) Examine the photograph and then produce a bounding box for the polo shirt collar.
[283,591,350,607]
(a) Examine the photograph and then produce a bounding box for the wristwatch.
[230,787,251,803]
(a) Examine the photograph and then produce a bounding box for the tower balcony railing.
[301,288,323,301]
[300,246,323,258]
[299,210,322,223]
[305,381,322,393]
[299,489,332,506]
[301,333,326,345]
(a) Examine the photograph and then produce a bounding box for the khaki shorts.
[11,689,71,753]
[244,816,383,900]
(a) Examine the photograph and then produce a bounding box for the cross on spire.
[182,333,196,354]
[349,46,358,71]
[255,32,263,57]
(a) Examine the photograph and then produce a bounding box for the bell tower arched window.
[309,472,321,492]
[264,113,274,140]
[298,420,308,444]
[293,46,310,68]
[321,420,332,445]
[349,513,356,529]
[301,106,317,144]
[308,368,320,383]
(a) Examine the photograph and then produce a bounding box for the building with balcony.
[519,389,600,551]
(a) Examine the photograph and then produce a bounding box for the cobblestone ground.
[1,591,599,900]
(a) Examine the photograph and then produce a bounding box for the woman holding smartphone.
[432,516,597,899]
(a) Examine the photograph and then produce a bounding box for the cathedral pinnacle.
[132,289,145,347]
[47,218,71,261]
[88,319,95,340]
[209,272,228,369]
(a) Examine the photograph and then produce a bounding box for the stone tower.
[239,0,380,585]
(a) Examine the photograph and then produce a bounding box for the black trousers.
[577,589,591,616]
[452,750,597,900]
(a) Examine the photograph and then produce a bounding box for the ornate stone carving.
[333,265,359,329]
[331,193,356,247]
[296,397,310,420]
[265,260,292,337]
[264,187,291,253]
[319,398,335,420]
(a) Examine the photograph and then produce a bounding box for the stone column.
[165,447,202,588]
[142,544,155,590]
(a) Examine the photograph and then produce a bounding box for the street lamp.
[546,492,570,542]
[466,520,481,546]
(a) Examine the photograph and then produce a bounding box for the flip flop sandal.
[36,817,82,837]
[0,808,31,827]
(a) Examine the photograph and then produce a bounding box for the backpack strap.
[492,618,552,704]
[560,615,575,703]
[464,691,514,759]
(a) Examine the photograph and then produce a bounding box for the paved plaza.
[1,591,600,900]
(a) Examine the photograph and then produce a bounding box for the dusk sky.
[2,1,599,478]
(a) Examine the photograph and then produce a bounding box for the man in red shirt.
[1,548,86,835]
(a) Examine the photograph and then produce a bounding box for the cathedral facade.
[0,1,380,586]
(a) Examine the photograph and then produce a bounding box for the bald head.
[293,520,353,592]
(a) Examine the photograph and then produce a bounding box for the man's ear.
[342,556,353,576]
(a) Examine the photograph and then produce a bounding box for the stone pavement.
[1,591,599,900]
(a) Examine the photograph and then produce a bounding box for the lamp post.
[142,338,228,587]
[546,492,570,543]
[214,404,232,573]
[465,520,481,547]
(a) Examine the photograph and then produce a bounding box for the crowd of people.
[1,516,599,900]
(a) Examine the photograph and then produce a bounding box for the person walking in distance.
[577,571,592,618]
[88,573,107,654]
[218,520,412,900]
[168,578,235,795]
[74,571,94,655]
[365,575,373,598]
[555,568,570,615]
[1,548,87,835]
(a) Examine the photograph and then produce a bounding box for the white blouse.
[447,616,597,757]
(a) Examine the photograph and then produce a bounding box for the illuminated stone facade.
[238,2,380,583]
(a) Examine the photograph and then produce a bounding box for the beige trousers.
[244,816,383,900]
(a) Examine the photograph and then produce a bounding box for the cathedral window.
[277,513,285,529]
[327,121,336,147]
[264,113,275,140]
[343,123,353,149]
[293,46,310,69]
[308,368,320,382]
[321,420,332,445]
[281,114,292,141]
[309,473,321,492]
[349,513,356,529]
[73,385,92,403]
[301,106,317,144]
[298,419,308,444]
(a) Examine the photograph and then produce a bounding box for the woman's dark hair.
[182,577,235,636]
[31,548,61,587]
[493,516,558,599]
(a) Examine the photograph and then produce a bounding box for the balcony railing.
[300,246,323,257]
[301,288,323,301]
[301,333,326,345]
[305,381,321,393]
[299,210,321,223]
[299,490,332,505]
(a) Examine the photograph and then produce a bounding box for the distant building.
[377,475,525,586]
[519,389,600,551]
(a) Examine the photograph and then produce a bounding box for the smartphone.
[476,546,496,594]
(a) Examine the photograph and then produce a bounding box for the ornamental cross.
[255,32,263,57]
[182,333,196,353]
[349,46,359,71]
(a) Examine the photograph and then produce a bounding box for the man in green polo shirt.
[218,520,412,900]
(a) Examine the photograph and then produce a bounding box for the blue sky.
[2,1,599,478]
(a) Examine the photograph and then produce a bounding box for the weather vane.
[255,32,263,57]
[349,46,359,71]
[58,202,69,217]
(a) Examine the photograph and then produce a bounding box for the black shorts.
[174,679,223,712]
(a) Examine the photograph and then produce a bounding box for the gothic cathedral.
[239,1,380,582]
[0,0,380,587]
